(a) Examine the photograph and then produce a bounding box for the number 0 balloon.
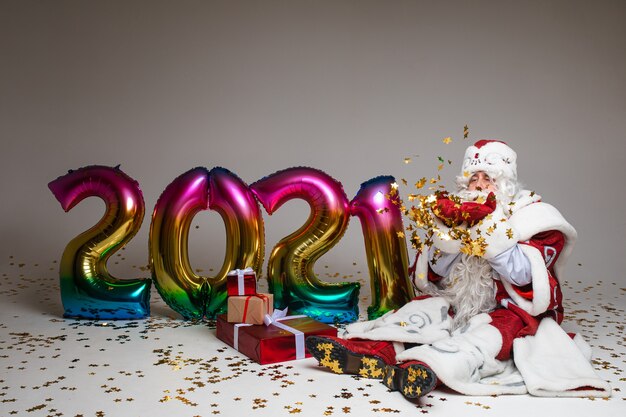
[48,165,151,319]
[150,167,264,320]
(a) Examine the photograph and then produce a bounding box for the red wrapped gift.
[216,313,337,365]
[227,268,257,296]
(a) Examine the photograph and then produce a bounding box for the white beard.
[456,177,519,208]
[456,188,491,202]
[427,255,497,330]
[456,188,513,208]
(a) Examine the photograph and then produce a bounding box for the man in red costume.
[306,140,610,399]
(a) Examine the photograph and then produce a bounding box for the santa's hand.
[459,192,497,226]
[469,206,520,259]
[433,194,463,226]
[431,216,464,254]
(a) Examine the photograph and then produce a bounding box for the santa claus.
[306,140,611,399]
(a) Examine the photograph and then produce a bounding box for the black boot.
[382,361,438,398]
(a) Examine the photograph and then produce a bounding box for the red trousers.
[489,304,540,361]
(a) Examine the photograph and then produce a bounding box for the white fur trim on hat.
[457,140,517,188]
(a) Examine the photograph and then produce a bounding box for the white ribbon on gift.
[228,267,255,295]
[263,308,308,360]
[262,307,290,326]
[233,323,253,351]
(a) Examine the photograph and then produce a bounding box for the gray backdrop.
[1,0,625,284]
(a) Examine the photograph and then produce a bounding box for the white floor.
[1,258,624,417]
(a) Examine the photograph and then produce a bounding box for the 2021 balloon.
[51,165,416,324]
[48,165,151,319]
[251,167,360,324]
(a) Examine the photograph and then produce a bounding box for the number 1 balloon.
[350,176,414,319]
[48,165,151,319]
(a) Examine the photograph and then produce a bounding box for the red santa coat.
[411,193,577,327]
[352,194,608,396]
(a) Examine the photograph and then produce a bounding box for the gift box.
[227,293,273,325]
[226,268,257,296]
[216,314,337,365]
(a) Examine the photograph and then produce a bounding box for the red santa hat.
[457,140,518,188]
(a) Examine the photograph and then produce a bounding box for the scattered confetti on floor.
[1,256,624,416]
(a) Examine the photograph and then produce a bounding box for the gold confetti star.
[442,137,452,144]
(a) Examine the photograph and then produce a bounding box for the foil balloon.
[150,168,209,319]
[205,167,264,318]
[251,167,359,324]
[350,176,414,320]
[48,165,151,319]
[150,167,264,320]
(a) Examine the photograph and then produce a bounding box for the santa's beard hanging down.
[424,254,497,330]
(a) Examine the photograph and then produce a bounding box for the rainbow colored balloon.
[150,167,264,320]
[251,167,360,324]
[48,165,151,319]
[351,176,414,319]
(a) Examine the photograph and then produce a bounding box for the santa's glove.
[431,216,464,254]
[468,206,520,259]
[432,193,463,226]
[459,192,497,226]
